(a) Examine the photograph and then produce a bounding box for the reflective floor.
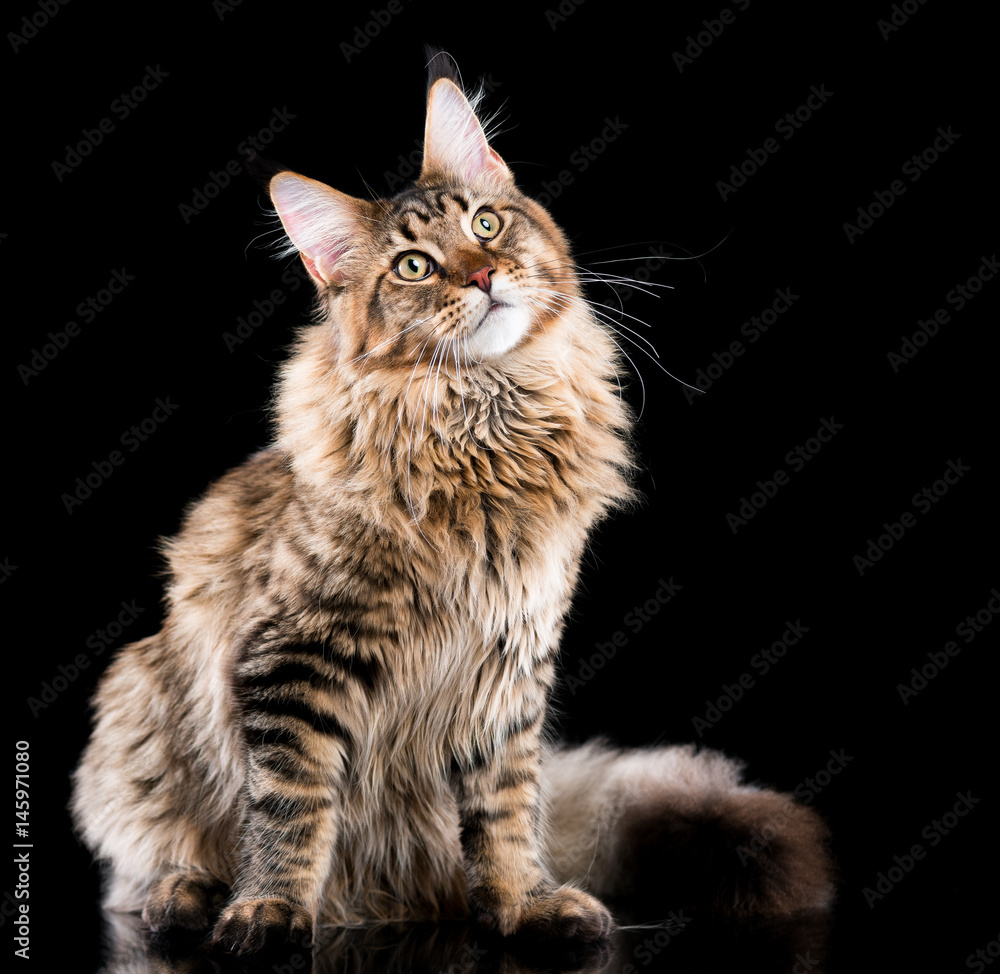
[97,908,836,974]
[80,886,997,974]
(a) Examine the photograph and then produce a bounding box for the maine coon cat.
[72,56,834,954]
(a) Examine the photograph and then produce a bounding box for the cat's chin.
[464,301,533,361]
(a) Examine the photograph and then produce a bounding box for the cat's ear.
[420,79,511,184]
[269,172,367,285]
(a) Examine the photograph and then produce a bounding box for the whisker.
[384,333,435,476]
[454,339,470,432]
[517,283,703,397]
[349,316,432,366]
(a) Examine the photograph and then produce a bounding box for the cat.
[71,54,834,955]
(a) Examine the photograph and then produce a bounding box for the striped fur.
[71,62,832,954]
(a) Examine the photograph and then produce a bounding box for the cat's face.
[270,78,579,369]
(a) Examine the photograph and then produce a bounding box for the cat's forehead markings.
[439,191,468,213]
[397,207,431,224]
[396,220,419,243]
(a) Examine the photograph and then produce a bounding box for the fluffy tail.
[542,741,834,919]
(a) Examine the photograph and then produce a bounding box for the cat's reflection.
[97,907,830,974]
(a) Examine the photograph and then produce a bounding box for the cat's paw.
[478,884,614,942]
[142,872,226,932]
[211,897,312,954]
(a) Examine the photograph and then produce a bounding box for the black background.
[6,1,997,970]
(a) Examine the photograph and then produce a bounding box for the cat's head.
[269,70,581,368]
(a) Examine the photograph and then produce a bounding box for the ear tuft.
[420,78,510,185]
[269,172,365,285]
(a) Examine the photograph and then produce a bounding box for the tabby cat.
[72,57,833,954]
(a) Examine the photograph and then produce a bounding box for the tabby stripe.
[243,695,350,739]
[397,206,430,224]
[397,222,417,242]
[279,641,384,693]
[250,825,317,852]
[249,791,333,818]
[499,203,537,224]
[503,708,543,741]
[237,660,328,690]
[459,802,536,853]
[269,823,320,847]
[493,767,537,791]
[463,805,523,825]
[272,853,315,869]
[361,278,386,356]
[388,324,410,359]
[325,647,385,693]
[253,752,314,782]
[448,192,468,210]
[242,724,304,752]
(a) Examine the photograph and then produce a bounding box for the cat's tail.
[541,740,835,919]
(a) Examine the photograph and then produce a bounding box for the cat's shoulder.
[164,446,296,578]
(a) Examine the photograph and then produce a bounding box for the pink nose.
[466,266,494,293]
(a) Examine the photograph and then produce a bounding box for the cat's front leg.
[212,639,352,953]
[454,703,614,943]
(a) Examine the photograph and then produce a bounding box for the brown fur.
[71,62,832,955]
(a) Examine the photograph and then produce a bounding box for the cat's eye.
[472,210,502,241]
[395,252,435,281]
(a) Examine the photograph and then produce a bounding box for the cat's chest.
[364,521,579,740]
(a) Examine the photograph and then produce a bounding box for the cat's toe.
[514,885,615,942]
[142,872,226,932]
[211,897,312,954]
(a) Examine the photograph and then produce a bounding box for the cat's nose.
[466,265,494,293]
